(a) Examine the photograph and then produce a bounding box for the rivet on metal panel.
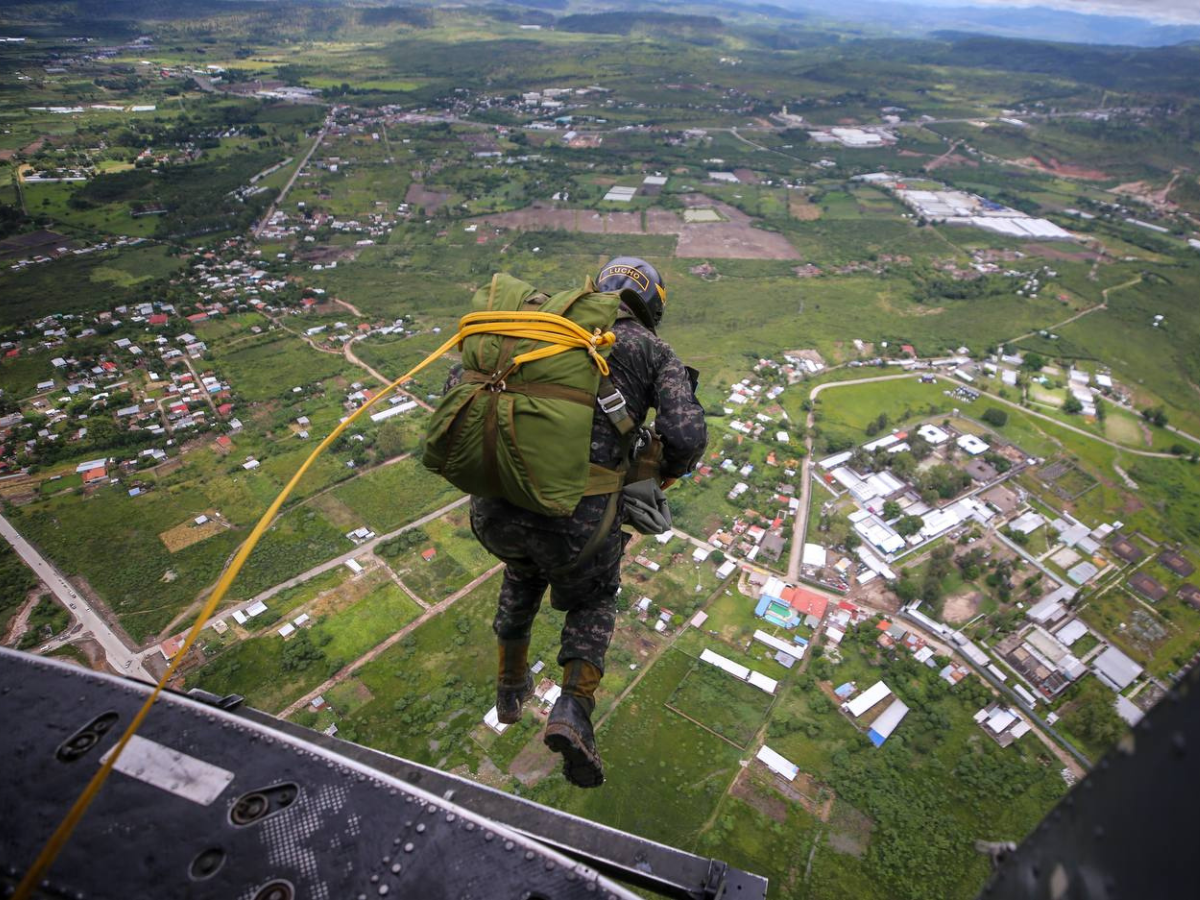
[188,847,226,881]
[251,881,294,900]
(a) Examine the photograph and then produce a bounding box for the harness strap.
[548,487,621,580]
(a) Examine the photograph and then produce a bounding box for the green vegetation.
[5,7,1200,899]
[0,543,38,639]
[331,457,460,534]
[189,576,421,712]
[667,659,775,748]
[18,595,71,650]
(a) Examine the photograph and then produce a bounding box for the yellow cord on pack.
[14,308,614,899]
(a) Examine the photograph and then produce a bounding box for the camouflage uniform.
[460,312,707,672]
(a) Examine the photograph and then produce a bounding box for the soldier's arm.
[652,344,707,479]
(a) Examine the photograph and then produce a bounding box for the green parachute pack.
[421,273,637,518]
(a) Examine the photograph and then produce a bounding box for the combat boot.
[496,639,534,725]
[544,659,604,788]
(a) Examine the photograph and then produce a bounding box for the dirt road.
[279,562,503,719]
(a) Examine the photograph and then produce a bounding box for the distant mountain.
[759,0,1200,46]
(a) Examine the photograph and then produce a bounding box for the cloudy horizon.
[889,0,1200,26]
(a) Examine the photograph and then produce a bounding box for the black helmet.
[596,256,666,329]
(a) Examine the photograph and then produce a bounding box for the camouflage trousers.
[470,496,627,674]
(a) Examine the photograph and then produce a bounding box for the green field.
[331,457,460,534]
[5,7,1200,899]
[667,657,776,747]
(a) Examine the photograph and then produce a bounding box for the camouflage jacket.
[447,307,707,525]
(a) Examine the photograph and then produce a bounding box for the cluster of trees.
[17,596,72,651]
[1070,686,1126,749]
[981,407,1008,427]
[1141,406,1169,428]
[377,528,429,559]
[893,543,956,605]
[863,412,890,437]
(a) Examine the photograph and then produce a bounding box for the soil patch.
[1021,156,1108,181]
[789,191,823,221]
[1025,244,1101,263]
[507,731,560,786]
[943,589,983,625]
[159,513,231,552]
[405,183,450,214]
[309,570,385,618]
[926,153,978,171]
[471,195,800,260]
[730,767,789,823]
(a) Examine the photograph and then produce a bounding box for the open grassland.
[331,456,460,533]
[529,647,745,850]
[0,243,185,327]
[213,334,358,402]
[667,657,775,747]
[189,578,420,712]
[379,506,494,601]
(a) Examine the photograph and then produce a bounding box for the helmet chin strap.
[617,288,659,333]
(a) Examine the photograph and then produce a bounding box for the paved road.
[974,386,1178,458]
[0,512,151,681]
[253,119,330,238]
[344,338,434,412]
[159,495,471,638]
[786,371,916,579]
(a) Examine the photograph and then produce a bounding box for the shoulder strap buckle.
[598,388,626,416]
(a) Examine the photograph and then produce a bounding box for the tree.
[1075,689,1126,749]
[882,500,902,520]
[981,407,1008,427]
[1021,352,1047,372]
[1142,406,1169,428]
[281,630,325,672]
[895,515,923,538]
[1063,395,1084,415]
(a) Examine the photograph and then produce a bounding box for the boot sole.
[496,683,534,725]
[544,723,604,788]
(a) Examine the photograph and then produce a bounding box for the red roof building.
[82,467,107,484]
[186,312,209,323]
[159,632,188,661]
[216,403,233,417]
[216,435,232,448]
[421,548,437,561]
[148,314,169,326]
[782,586,828,620]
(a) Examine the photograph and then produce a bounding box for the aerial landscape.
[3,0,1200,896]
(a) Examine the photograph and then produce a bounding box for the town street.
[252,118,330,238]
[0,512,151,681]
[787,371,917,580]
